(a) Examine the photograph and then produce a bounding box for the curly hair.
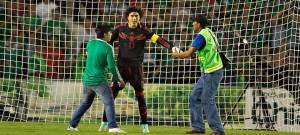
[125,6,144,19]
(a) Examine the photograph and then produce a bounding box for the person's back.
[83,39,113,86]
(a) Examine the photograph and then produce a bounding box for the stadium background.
[0,0,299,133]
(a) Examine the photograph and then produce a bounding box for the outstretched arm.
[142,24,174,50]
[150,34,173,50]
[172,47,197,59]
[172,34,206,59]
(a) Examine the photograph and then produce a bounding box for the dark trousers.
[102,64,148,124]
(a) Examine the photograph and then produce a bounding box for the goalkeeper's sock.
[141,124,150,133]
[98,121,108,132]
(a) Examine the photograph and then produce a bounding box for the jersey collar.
[94,38,108,44]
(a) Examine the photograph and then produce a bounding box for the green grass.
[0,122,298,135]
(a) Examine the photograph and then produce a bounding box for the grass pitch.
[0,122,298,135]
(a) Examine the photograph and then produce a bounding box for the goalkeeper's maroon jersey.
[110,23,173,65]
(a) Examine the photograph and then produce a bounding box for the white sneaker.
[67,126,78,131]
[108,128,127,133]
[98,121,108,132]
[141,124,150,133]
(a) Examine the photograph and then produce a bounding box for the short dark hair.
[95,24,111,38]
[193,15,210,28]
[125,6,144,19]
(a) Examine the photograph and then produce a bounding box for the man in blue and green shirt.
[68,24,126,133]
[172,15,225,135]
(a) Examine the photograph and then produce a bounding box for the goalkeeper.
[100,6,174,133]
[171,15,225,135]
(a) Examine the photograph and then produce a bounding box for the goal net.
[0,0,299,132]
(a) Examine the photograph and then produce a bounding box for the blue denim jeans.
[189,69,224,133]
[69,84,117,128]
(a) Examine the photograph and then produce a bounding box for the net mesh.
[0,0,299,132]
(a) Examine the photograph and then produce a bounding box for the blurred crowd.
[0,0,299,93]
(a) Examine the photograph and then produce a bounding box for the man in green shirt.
[41,8,70,44]
[68,24,126,133]
[22,4,42,33]
[172,15,225,135]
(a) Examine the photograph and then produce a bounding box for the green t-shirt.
[0,48,24,78]
[42,20,70,41]
[23,15,42,32]
[28,53,47,77]
[82,39,122,86]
